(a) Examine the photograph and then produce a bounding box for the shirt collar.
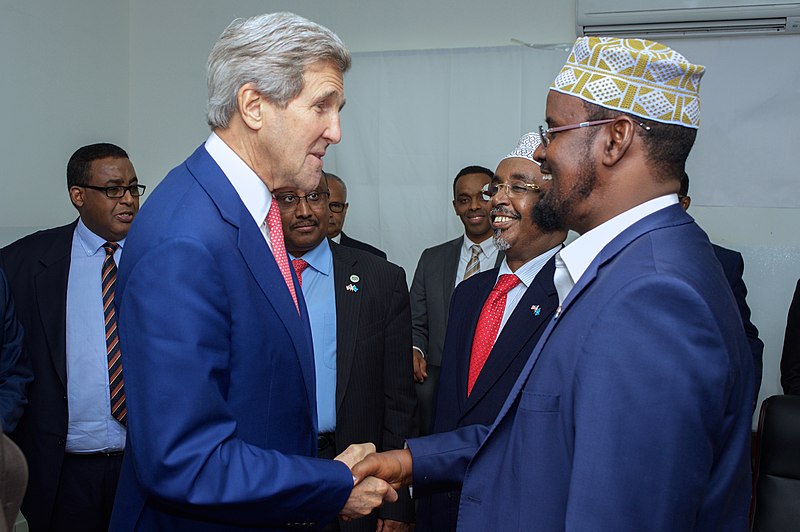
[559,194,678,287]
[462,234,497,257]
[290,239,333,276]
[497,244,561,288]
[204,132,272,228]
[74,218,126,256]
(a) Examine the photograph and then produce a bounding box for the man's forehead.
[494,158,540,182]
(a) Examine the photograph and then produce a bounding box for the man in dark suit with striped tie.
[278,174,418,532]
[0,143,142,531]
[410,165,504,435]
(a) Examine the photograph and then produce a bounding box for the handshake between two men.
[335,443,413,521]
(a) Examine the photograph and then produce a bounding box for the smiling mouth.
[491,212,520,230]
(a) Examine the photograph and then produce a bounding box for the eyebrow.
[493,172,534,183]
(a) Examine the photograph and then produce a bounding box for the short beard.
[533,145,597,232]
[492,229,511,251]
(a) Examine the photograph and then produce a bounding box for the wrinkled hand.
[412,349,427,383]
[351,449,413,491]
[335,442,376,470]
[340,476,398,521]
[377,518,413,532]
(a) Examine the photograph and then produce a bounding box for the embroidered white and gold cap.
[551,37,706,129]
[502,132,542,166]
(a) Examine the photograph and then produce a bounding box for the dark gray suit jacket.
[329,242,417,530]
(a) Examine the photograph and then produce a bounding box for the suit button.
[447,493,453,500]
[57,438,65,446]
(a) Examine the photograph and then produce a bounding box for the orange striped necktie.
[102,242,126,426]
[464,244,481,280]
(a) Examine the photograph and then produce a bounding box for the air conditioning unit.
[577,0,800,38]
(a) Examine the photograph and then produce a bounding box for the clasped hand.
[336,443,397,521]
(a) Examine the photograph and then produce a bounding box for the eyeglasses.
[538,118,651,148]
[481,182,539,201]
[328,201,346,213]
[81,184,146,198]
[273,191,330,211]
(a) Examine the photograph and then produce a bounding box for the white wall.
[0,0,129,244]
[1,0,798,416]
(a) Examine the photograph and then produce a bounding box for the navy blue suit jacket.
[109,145,353,531]
[0,268,29,433]
[416,257,557,532]
[408,205,754,531]
[712,244,763,401]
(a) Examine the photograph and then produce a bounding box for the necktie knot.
[493,273,521,295]
[464,244,482,280]
[292,259,310,286]
[103,242,119,256]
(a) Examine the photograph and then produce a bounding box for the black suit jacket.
[328,243,417,530]
[712,244,763,401]
[338,232,386,259]
[415,256,558,532]
[780,279,800,395]
[0,221,77,531]
[1,267,31,433]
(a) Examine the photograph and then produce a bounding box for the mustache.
[490,206,520,219]
[290,220,319,230]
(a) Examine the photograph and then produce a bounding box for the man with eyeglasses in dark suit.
[0,143,144,532]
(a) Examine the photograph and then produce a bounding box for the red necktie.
[265,201,299,313]
[467,274,521,395]
[102,242,126,426]
[292,259,310,287]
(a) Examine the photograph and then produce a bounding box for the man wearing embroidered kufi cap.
[352,37,754,531]
[415,132,565,532]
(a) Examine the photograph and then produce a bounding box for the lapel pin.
[555,305,562,318]
[530,305,541,316]
[346,283,359,292]
[350,274,360,283]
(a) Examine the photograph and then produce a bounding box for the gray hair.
[206,12,351,129]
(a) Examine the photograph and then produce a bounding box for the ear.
[69,186,84,209]
[237,82,265,131]
[680,195,692,210]
[601,117,637,167]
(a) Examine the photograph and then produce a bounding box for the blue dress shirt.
[65,219,127,452]
[291,240,337,433]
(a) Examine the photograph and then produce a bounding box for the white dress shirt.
[557,194,679,304]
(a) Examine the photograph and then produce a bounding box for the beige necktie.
[464,244,482,280]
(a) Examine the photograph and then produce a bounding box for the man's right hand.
[351,449,413,491]
[339,476,397,521]
[412,349,427,383]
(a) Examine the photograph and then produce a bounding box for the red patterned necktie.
[102,242,126,426]
[467,273,521,395]
[292,259,310,287]
[265,200,300,313]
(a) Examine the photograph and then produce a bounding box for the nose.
[491,185,510,207]
[533,143,546,166]
[118,188,134,205]
[295,197,313,217]
[468,194,484,211]
[324,112,342,145]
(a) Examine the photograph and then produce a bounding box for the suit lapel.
[455,272,496,414]
[463,259,557,417]
[35,222,76,391]
[477,205,694,452]
[331,243,360,412]
[441,237,462,323]
[185,147,316,415]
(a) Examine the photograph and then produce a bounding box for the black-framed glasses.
[538,118,651,148]
[481,182,539,201]
[329,201,346,213]
[273,191,330,210]
[81,184,146,198]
